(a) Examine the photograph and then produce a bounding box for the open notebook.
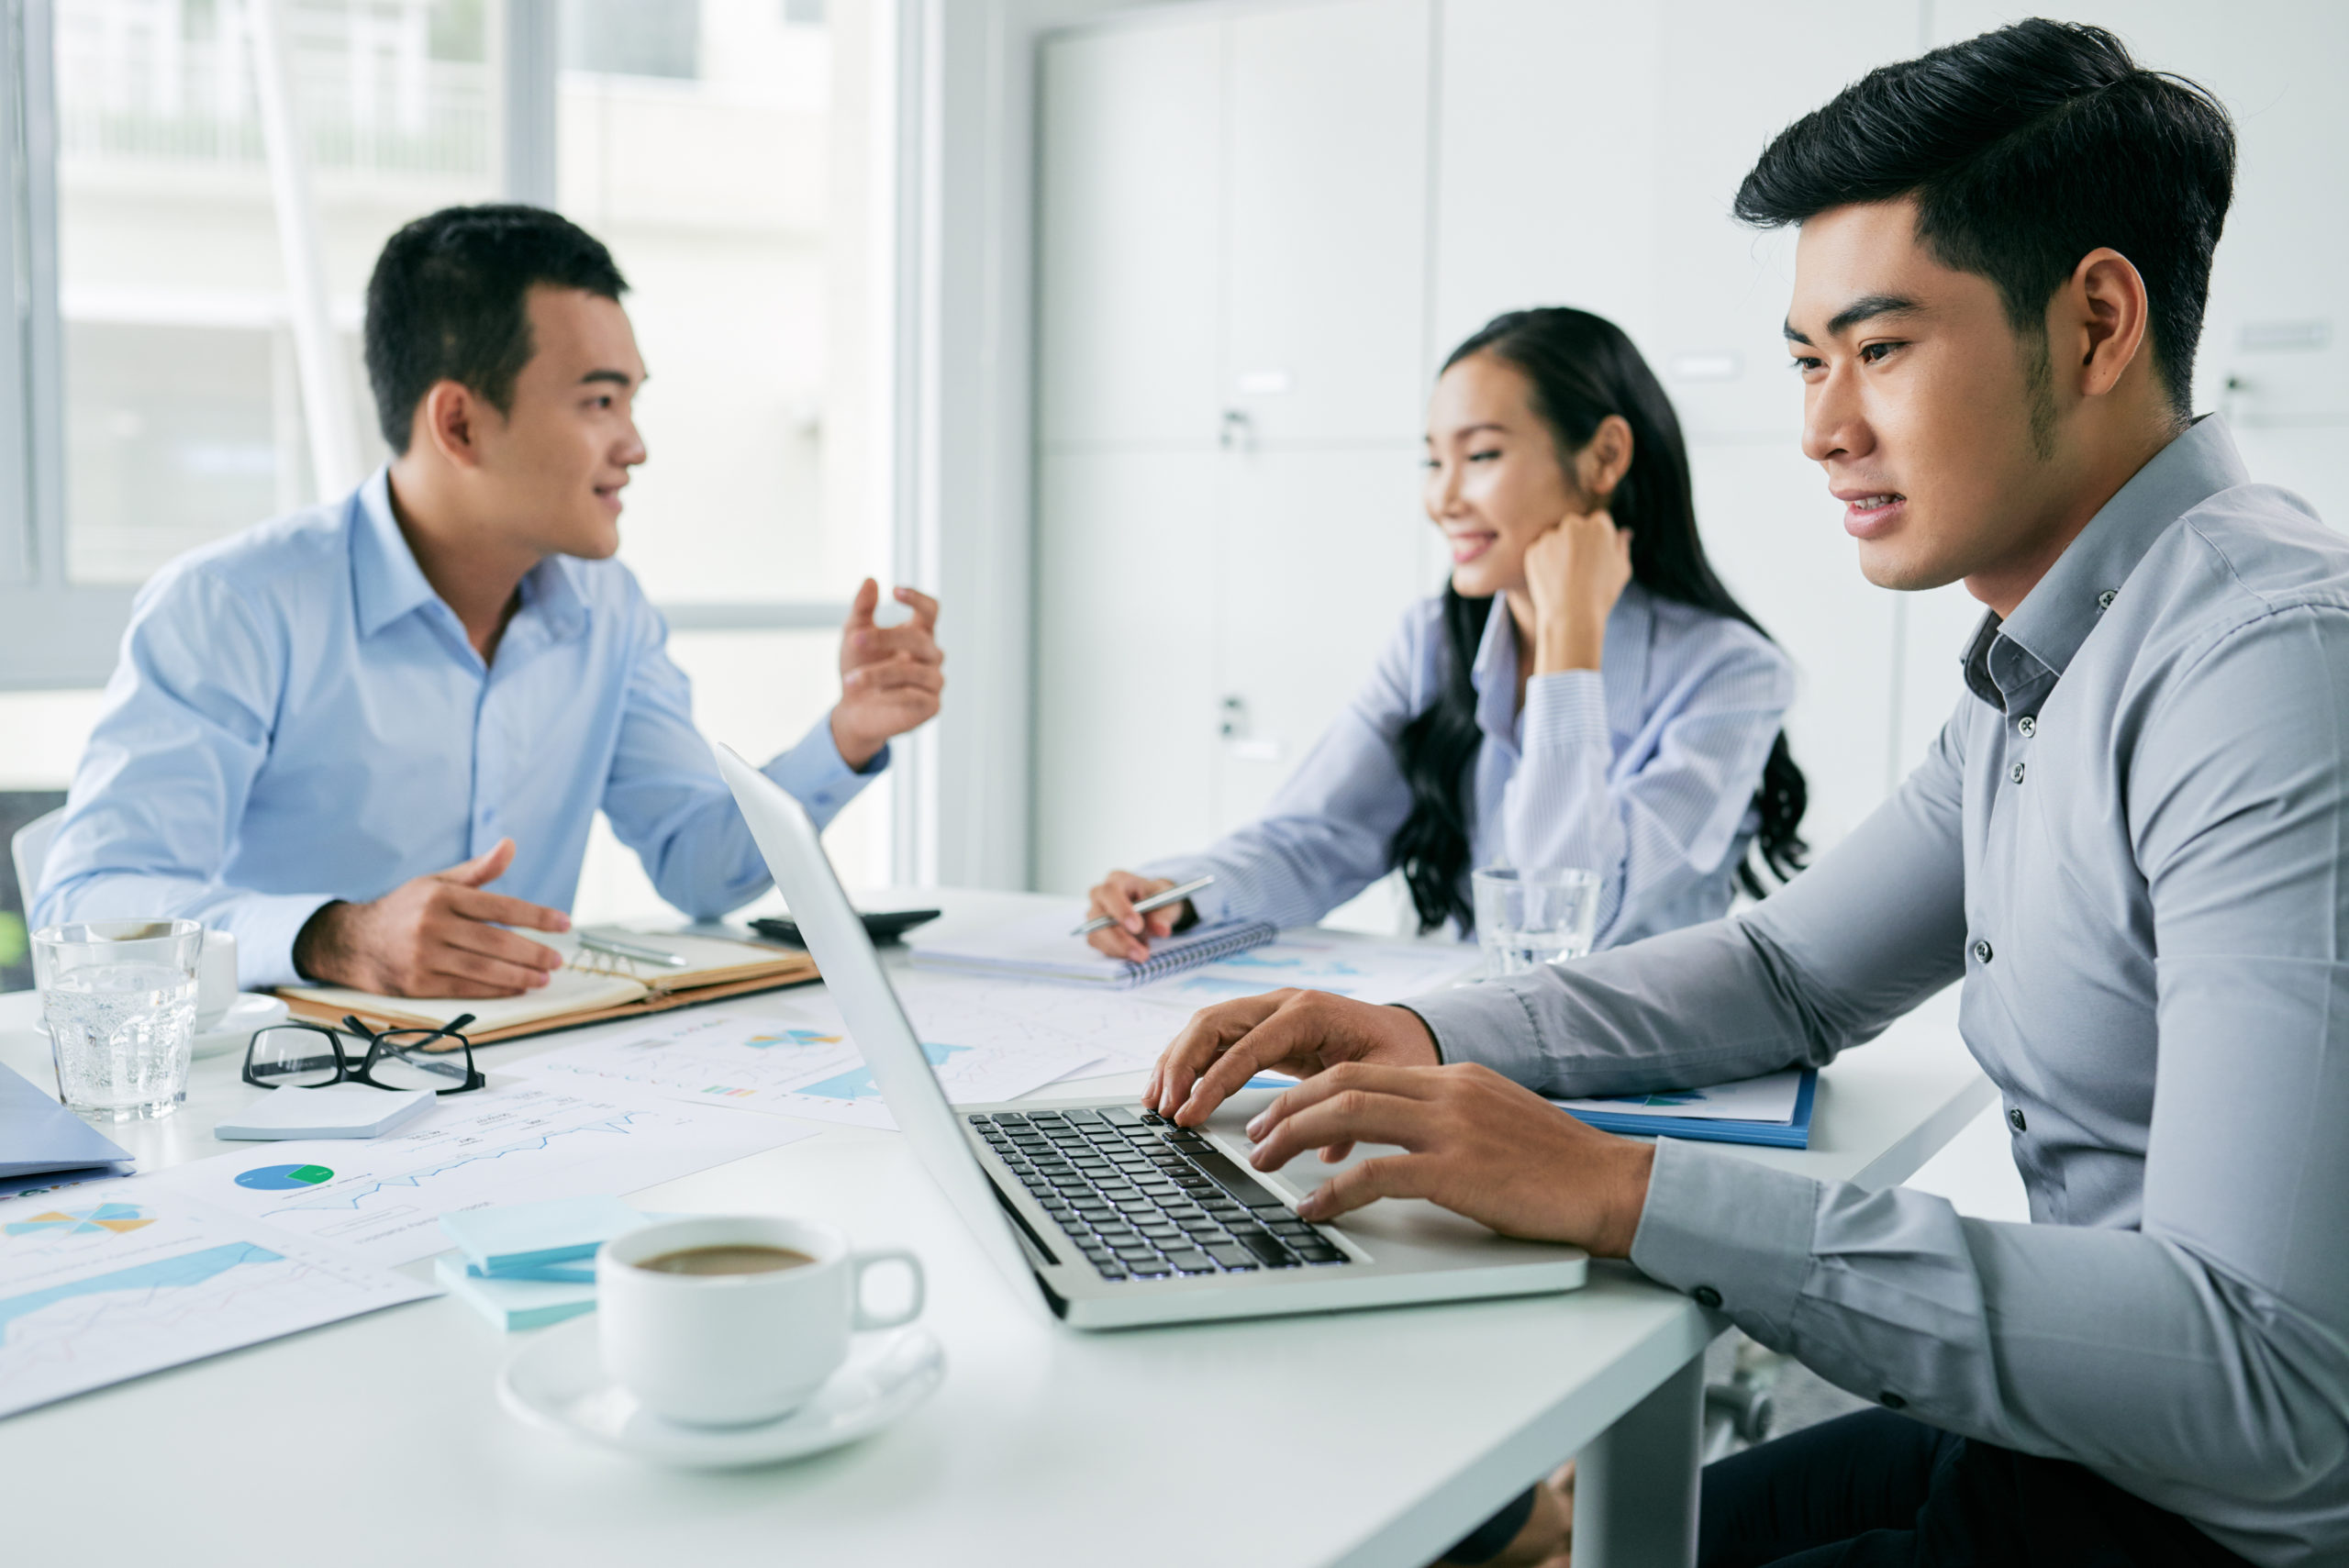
[907,908,1278,988]
[277,926,817,1045]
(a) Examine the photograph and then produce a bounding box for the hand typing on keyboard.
[1243,1060,1656,1258]
[1146,987,1441,1128]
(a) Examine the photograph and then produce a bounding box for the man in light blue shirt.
[35,205,944,996]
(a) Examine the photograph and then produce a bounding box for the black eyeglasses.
[242,1014,485,1095]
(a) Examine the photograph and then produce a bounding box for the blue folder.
[1555,1069,1818,1150]
[0,1060,134,1178]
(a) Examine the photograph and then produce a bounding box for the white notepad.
[214,1083,437,1140]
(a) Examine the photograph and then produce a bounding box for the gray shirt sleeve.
[1405,613,2349,1562]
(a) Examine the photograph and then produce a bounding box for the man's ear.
[413,379,494,469]
[2063,248,2152,401]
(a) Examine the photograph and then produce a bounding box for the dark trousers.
[1698,1408,2254,1568]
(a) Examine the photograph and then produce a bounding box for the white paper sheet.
[0,1178,435,1418]
[1548,1067,1805,1124]
[509,986,1108,1129]
[155,1078,814,1264]
[1133,932,1481,1008]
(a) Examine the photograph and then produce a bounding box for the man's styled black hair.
[362,204,629,451]
[1735,19,2234,417]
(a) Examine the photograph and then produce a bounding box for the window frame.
[0,0,857,694]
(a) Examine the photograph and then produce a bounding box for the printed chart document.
[512,981,1109,1129]
[1135,932,1481,1009]
[156,1078,812,1265]
[0,1178,434,1419]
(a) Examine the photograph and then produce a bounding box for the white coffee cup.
[596,1216,924,1428]
[195,929,238,1031]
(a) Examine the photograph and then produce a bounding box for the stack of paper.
[1549,1067,1817,1149]
[434,1195,652,1330]
[908,909,1278,987]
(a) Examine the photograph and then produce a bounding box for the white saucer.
[497,1317,944,1469]
[191,994,289,1059]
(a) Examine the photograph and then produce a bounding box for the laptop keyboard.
[969,1106,1351,1281]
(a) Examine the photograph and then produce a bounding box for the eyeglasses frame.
[240,1012,485,1096]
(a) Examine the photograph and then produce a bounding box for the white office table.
[0,890,1990,1568]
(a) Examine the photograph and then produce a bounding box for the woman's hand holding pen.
[1084,871,1188,962]
[1520,506,1632,673]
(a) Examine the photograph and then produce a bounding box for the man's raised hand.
[832,578,944,769]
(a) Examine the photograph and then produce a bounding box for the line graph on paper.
[155,1081,811,1266]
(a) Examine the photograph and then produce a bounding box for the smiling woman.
[1082,307,1804,961]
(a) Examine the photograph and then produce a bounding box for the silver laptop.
[716,744,1586,1329]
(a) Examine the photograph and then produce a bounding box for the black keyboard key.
[1296,1244,1347,1264]
[1112,1246,1159,1262]
[1100,1106,1142,1125]
[1176,1217,1225,1236]
[1064,1109,1102,1122]
[1179,1143,1289,1209]
[1130,1260,1172,1276]
[1234,1229,1299,1268]
[1138,1224,1181,1240]
[1161,1249,1216,1273]
[1203,1244,1259,1271]
[1097,1263,1128,1280]
[996,1112,1030,1123]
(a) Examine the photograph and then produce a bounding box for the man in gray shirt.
[1147,22,2343,1568]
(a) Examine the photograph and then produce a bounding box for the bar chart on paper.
[156,1080,812,1264]
[0,1180,434,1418]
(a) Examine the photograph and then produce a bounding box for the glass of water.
[1472,868,1601,978]
[31,918,204,1122]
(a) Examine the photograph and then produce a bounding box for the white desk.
[0,890,1990,1568]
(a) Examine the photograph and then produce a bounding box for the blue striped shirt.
[1141,583,1795,945]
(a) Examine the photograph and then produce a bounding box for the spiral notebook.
[907,909,1279,988]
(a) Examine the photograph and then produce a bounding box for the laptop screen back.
[713,744,1040,1295]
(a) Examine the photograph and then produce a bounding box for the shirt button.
[1878,1391,1908,1411]
[2010,762,2025,784]
[2017,716,2036,739]
[2097,589,2117,610]
[2008,1106,2028,1133]
[1972,940,1993,965]
[1691,1285,1722,1309]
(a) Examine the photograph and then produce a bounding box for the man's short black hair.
[1736,19,2233,417]
[363,204,629,452]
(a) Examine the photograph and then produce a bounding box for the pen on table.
[578,931,691,969]
[1071,875,1217,939]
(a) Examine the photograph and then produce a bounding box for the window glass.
[559,0,866,604]
[53,0,495,584]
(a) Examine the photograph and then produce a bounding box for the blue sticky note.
[439,1195,649,1274]
[433,1255,598,1331]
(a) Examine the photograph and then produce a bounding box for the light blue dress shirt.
[1143,582,1795,946]
[33,470,883,989]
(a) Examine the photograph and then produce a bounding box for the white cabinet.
[1224,0,1432,445]
[1034,0,1436,897]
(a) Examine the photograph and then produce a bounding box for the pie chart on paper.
[233,1163,336,1192]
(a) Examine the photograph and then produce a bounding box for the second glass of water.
[32,918,204,1122]
[1472,868,1600,978]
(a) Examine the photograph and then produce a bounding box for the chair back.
[10,806,63,926]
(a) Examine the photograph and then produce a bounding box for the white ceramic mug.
[195,929,238,1031]
[596,1216,924,1428]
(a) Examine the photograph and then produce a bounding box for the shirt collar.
[1964,416,2250,712]
[1472,596,1518,740]
[350,467,438,638]
[348,466,592,648]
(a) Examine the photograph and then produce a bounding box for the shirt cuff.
[1628,1137,1819,1342]
[766,711,888,832]
[238,893,341,991]
[1520,669,1609,753]
[1394,977,1555,1084]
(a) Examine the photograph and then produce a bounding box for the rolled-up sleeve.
[597,604,885,919]
[35,566,338,989]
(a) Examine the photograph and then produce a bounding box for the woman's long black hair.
[1391,307,1808,934]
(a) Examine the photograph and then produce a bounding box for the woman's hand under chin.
[1520,507,1633,673]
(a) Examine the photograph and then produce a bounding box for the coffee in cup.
[596,1216,924,1428]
